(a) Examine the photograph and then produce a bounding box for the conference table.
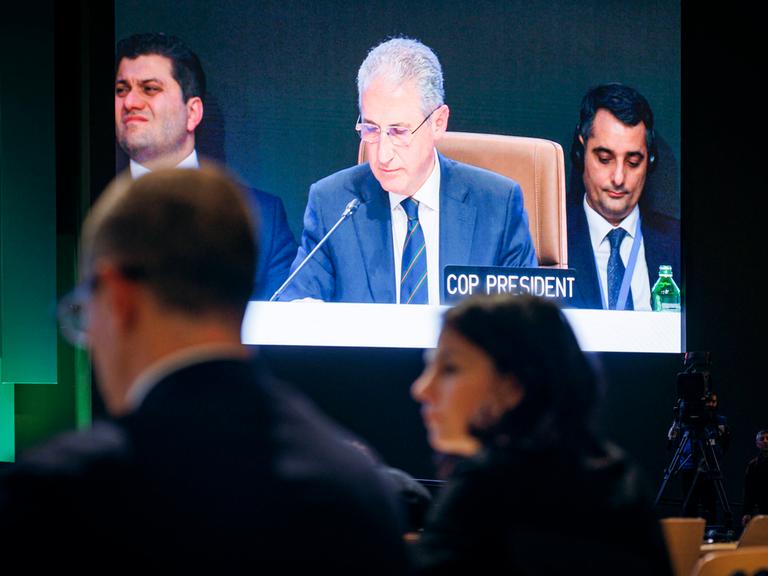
[242,302,682,353]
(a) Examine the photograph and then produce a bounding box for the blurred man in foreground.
[0,167,408,573]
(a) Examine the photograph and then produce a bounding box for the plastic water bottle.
[652,265,680,312]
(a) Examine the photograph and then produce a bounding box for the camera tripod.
[655,423,732,528]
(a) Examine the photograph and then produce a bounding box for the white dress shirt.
[388,149,441,305]
[129,149,199,179]
[583,195,651,311]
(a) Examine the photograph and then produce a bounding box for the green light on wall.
[1,7,59,461]
[1,381,13,462]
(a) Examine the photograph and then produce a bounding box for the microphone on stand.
[269,198,361,302]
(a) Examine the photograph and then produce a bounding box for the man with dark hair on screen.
[115,32,296,300]
[568,83,679,310]
[279,37,537,304]
[0,167,409,573]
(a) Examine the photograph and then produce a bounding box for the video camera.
[658,351,733,531]
[672,351,717,428]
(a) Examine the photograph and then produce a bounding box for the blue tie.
[400,197,428,304]
[606,227,633,310]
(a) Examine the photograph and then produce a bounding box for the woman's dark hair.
[443,294,601,447]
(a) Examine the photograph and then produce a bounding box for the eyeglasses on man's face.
[57,264,148,348]
[355,105,442,147]
[57,275,99,348]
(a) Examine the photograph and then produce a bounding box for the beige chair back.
[740,515,768,548]
[661,517,706,576]
[358,132,567,267]
[694,546,768,576]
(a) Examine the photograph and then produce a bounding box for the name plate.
[443,266,577,304]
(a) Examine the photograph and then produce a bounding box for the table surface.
[242,302,682,353]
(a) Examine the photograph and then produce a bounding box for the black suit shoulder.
[1,359,408,574]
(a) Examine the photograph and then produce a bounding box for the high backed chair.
[740,516,768,548]
[694,546,768,576]
[358,132,568,267]
[661,517,706,576]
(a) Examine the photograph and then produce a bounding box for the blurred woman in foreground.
[411,295,672,575]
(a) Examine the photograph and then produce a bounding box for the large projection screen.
[115,0,681,353]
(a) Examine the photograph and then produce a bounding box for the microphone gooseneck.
[268,198,360,302]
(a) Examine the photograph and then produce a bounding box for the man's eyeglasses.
[57,264,147,348]
[355,105,442,147]
[57,275,99,348]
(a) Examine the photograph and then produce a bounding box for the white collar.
[129,149,199,179]
[583,194,640,252]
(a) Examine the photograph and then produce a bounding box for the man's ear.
[98,263,142,333]
[432,104,450,141]
[186,96,204,133]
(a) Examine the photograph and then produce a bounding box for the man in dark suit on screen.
[114,32,297,300]
[567,83,680,311]
[0,167,409,573]
[279,37,537,304]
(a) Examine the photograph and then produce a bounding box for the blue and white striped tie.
[400,197,428,304]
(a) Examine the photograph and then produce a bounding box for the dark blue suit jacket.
[280,154,537,302]
[0,359,408,573]
[244,188,297,300]
[567,195,680,309]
